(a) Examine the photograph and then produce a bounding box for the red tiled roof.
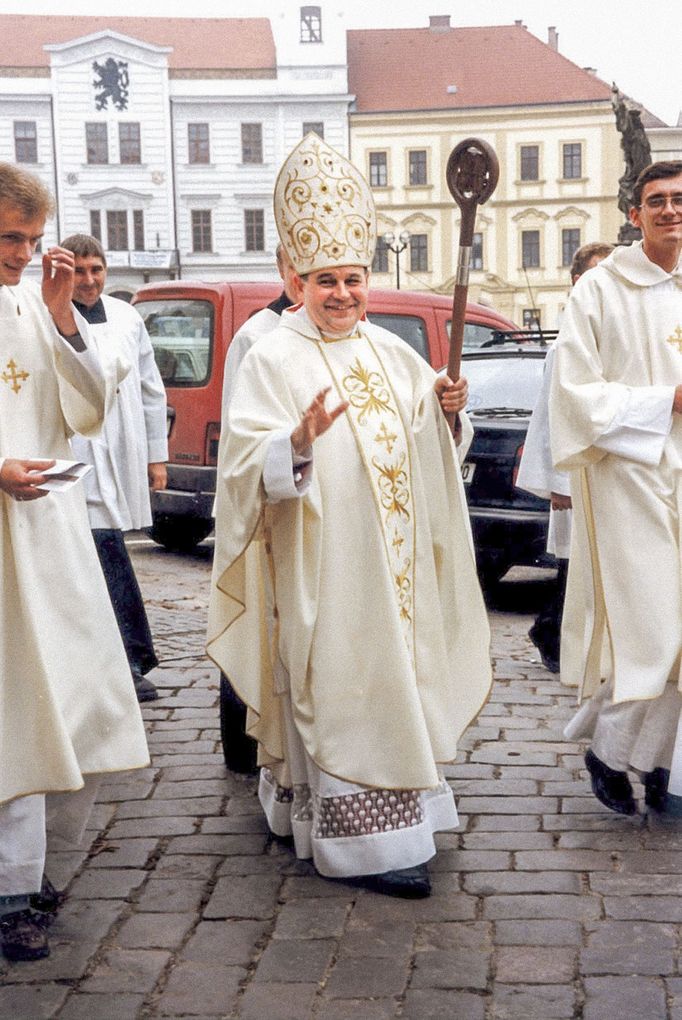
[0,15,275,70]
[348,24,613,113]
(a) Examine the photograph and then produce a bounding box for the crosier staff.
[445,138,499,429]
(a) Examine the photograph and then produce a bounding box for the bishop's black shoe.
[644,768,670,813]
[584,748,636,815]
[361,864,431,899]
[28,875,65,918]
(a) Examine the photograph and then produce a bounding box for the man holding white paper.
[0,164,149,962]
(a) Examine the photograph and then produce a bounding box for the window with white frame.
[14,121,37,164]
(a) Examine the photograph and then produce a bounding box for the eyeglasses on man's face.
[640,194,682,211]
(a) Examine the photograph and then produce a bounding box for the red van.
[132,281,517,549]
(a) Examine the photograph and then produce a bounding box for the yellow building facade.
[350,101,622,329]
[348,22,627,329]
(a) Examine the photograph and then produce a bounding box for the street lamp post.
[382,230,410,290]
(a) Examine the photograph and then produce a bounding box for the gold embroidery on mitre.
[274,134,376,275]
[1,358,29,394]
[666,325,682,353]
[343,357,394,424]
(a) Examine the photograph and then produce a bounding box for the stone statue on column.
[611,85,652,244]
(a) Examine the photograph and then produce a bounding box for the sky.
[2,0,680,126]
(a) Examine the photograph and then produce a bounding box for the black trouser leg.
[92,528,158,676]
[529,559,568,664]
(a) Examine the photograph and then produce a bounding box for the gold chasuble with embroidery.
[0,281,149,806]
[208,310,491,791]
[550,242,682,704]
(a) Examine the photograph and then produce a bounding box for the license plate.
[461,461,476,485]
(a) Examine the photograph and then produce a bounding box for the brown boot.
[0,909,50,962]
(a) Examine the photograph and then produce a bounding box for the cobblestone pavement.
[2,543,681,1019]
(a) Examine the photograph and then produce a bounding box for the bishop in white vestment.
[208,135,491,896]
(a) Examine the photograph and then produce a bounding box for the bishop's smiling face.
[299,265,370,336]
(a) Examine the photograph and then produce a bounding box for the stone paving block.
[136,878,207,913]
[494,919,582,946]
[108,816,196,838]
[604,896,682,921]
[217,854,298,876]
[351,883,477,924]
[454,779,538,797]
[204,875,282,919]
[0,984,69,1020]
[515,849,615,871]
[151,752,226,767]
[491,984,576,1019]
[86,837,158,869]
[147,739,217,755]
[58,992,145,1020]
[542,812,642,831]
[238,982,318,1020]
[273,897,349,939]
[412,922,491,990]
[443,763,496,778]
[96,781,155,802]
[147,728,201,742]
[429,850,511,872]
[581,920,675,975]
[559,796,618,814]
[116,795,224,818]
[80,947,171,993]
[557,830,643,851]
[458,796,557,815]
[325,954,409,998]
[402,989,485,1019]
[155,961,245,1015]
[462,832,553,850]
[181,919,267,966]
[338,917,414,958]
[201,814,269,834]
[116,911,196,949]
[483,894,601,921]
[254,938,335,983]
[154,763,227,781]
[470,814,541,832]
[471,748,557,766]
[464,871,580,895]
[495,945,576,983]
[620,850,682,872]
[152,779,229,799]
[166,833,266,855]
[590,872,682,895]
[281,875,358,900]
[153,853,222,881]
[583,976,666,1020]
[314,999,397,1020]
[66,868,147,900]
[667,978,682,1020]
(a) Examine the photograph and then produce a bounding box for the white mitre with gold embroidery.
[274,133,376,275]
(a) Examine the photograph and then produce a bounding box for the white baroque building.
[0,11,351,296]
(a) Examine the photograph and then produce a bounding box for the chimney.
[429,15,451,32]
[514,19,526,28]
[583,66,598,76]
[548,26,559,51]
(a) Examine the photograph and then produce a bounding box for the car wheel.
[148,517,213,552]
[219,674,258,773]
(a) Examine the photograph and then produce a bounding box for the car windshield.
[463,350,547,414]
[447,320,509,349]
[136,298,214,387]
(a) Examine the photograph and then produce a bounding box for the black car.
[460,332,557,587]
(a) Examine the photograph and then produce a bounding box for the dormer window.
[300,6,322,43]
